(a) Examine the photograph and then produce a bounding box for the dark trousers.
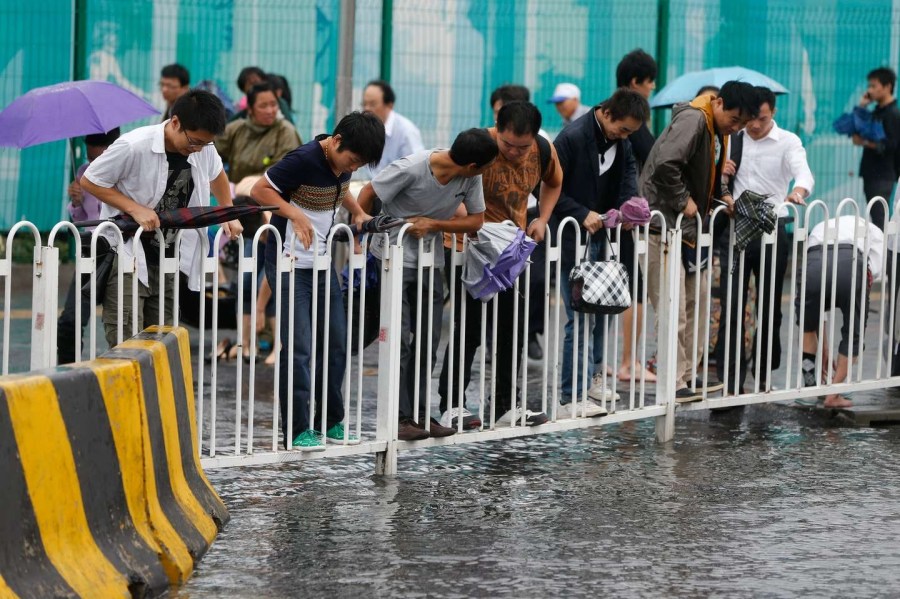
[526,207,548,337]
[863,178,896,231]
[277,269,346,445]
[714,221,789,392]
[437,260,525,415]
[57,272,96,364]
[398,266,444,421]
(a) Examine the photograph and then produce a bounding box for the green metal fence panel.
[662,0,900,217]
[2,0,900,230]
[0,1,74,230]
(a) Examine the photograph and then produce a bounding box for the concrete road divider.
[0,325,227,598]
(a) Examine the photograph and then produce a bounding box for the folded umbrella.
[732,190,777,271]
[462,222,537,302]
[602,196,651,228]
[73,205,278,234]
[832,107,886,142]
[0,80,158,148]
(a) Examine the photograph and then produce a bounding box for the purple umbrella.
[601,196,651,228]
[462,223,537,302]
[0,80,158,148]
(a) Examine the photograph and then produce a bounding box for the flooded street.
[180,404,900,598]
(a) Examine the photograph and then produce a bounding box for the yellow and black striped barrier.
[0,326,228,598]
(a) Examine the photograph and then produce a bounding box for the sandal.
[205,337,233,363]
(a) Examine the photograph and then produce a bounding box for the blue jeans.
[277,269,346,445]
[560,237,606,402]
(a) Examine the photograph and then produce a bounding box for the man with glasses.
[159,63,190,121]
[82,89,242,349]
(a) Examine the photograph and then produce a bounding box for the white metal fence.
[2,197,898,475]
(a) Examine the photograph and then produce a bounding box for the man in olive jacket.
[639,80,758,402]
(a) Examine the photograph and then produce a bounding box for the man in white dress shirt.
[715,86,814,394]
[362,80,425,177]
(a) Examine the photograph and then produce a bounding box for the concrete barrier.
[0,326,227,598]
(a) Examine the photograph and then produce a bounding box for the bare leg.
[619,303,657,382]
[824,353,853,408]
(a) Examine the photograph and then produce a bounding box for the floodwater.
[178,404,900,598]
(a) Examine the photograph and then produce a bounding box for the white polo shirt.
[731,121,815,218]
[367,110,425,177]
[84,121,224,291]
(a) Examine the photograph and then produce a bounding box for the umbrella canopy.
[650,67,789,109]
[73,205,277,234]
[0,80,158,148]
[833,107,886,142]
[462,222,537,302]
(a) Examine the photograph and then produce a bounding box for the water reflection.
[178,404,900,598]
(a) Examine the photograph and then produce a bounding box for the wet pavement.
[179,406,900,598]
[5,264,900,596]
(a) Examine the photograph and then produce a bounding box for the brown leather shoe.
[425,418,456,438]
[398,418,430,441]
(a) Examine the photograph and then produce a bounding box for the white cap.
[548,82,581,103]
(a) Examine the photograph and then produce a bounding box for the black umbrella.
[73,205,279,233]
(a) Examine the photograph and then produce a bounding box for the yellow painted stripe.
[0,376,128,598]
[119,339,218,544]
[0,573,18,599]
[163,326,225,506]
[93,358,194,584]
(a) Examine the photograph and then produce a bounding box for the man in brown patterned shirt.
[438,101,563,429]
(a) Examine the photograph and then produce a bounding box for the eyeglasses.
[182,129,214,149]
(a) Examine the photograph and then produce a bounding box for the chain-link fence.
[2,0,899,230]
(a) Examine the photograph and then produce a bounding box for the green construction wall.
[1,0,898,230]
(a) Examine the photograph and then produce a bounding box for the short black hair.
[489,84,530,107]
[85,128,120,147]
[449,128,499,167]
[237,66,266,92]
[247,82,277,109]
[754,86,777,111]
[600,88,650,123]
[365,80,396,105]
[496,101,542,136]
[696,85,720,97]
[332,111,386,167]
[160,63,190,87]
[718,81,760,119]
[267,74,293,108]
[616,49,657,88]
[868,66,897,94]
[171,89,227,135]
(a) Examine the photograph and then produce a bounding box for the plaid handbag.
[568,231,632,314]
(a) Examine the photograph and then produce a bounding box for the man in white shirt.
[798,216,883,408]
[715,87,814,394]
[82,90,242,348]
[548,82,591,127]
[362,80,425,177]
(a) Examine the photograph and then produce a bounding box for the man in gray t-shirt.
[357,128,498,441]
[368,149,486,267]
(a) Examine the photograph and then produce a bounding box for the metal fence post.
[32,244,59,370]
[655,229,679,443]
[375,240,403,475]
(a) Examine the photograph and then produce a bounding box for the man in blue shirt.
[251,111,385,450]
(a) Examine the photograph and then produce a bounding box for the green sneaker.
[325,422,360,445]
[291,429,325,451]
